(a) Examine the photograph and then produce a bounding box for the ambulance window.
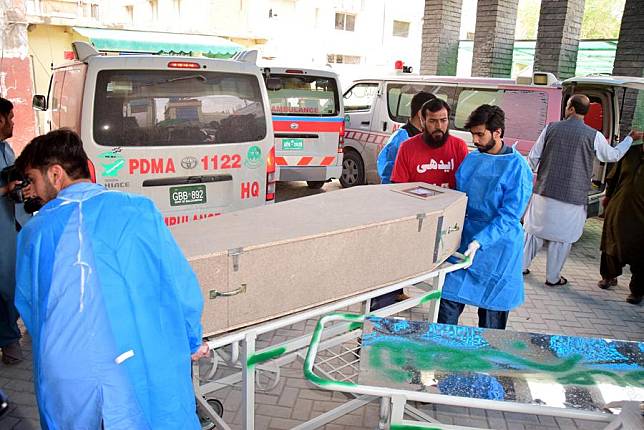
[501,90,548,141]
[344,83,378,112]
[267,75,339,116]
[93,70,267,147]
[454,88,548,141]
[454,89,501,129]
[387,83,452,122]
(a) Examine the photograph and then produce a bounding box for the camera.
[1,165,43,213]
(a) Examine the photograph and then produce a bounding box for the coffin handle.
[209,283,247,300]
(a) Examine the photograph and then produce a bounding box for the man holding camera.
[0,97,23,365]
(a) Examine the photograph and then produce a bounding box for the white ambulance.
[33,42,276,230]
[261,65,344,189]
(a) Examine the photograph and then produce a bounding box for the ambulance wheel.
[198,398,224,429]
[306,181,325,189]
[340,150,365,188]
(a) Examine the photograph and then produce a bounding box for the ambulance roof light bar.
[394,60,413,74]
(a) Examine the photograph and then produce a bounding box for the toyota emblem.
[181,156,198,169]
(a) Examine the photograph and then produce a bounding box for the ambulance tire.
[306,181,325,189]
[340,150,365,188]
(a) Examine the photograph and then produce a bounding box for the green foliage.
[581,0,625,39]
[515,0,625,40]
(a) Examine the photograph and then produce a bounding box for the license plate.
[282,138,304,150]
[170,185,207,207]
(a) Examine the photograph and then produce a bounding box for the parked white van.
[262,65,344,189]
[33,42,276,230]
[341,72,644,216]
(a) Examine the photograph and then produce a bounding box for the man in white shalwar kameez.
[523,94,640,286]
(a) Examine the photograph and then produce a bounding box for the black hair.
[464,104,506,138]
[0,97,13,118]
[410,92,436,117]
[420,98,451,118]
[568,94,590,116]
[16,129,91,180]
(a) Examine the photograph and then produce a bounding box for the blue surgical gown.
[15,182,204,430]
[442,149,533,311]
[377,127,410,184]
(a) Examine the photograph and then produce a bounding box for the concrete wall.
[1,0,37,153]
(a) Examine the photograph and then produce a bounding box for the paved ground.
[1,180,642,429]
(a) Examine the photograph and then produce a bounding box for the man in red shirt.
[391,98,468,188]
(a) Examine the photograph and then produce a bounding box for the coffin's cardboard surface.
[174,183,467,336]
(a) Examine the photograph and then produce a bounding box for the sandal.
[545,276,568,287]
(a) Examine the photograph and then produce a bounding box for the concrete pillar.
[471,0,519,78]
[0,0,36,152]
[533,0,585,80]
[420,0,462,76]
[612,0,644,137]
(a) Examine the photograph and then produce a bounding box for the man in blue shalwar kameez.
[14,129,208,429]
[438,105,533,329]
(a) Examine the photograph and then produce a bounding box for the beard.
[422,129,449,148]
[475,136,497,153]
[42,174,59,203]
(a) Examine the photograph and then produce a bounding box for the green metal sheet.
[73,27,242,58]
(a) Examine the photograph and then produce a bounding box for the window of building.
[335,12,355,31]
[124,5,134,24]
[91,3,99,20]
[149,0,158,20]
[327,54,361,65]
[392,20,410,38]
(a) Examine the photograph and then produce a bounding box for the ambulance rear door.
[264,67,344,188]
[82,56,273,229]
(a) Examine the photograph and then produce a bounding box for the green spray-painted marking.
[365,336,643,388]
[390,424,444,430]
[304,313,363,388]
[348,322,363,331]
[247,346,286,367]
[512,341,527,350]
[419,290,441,305]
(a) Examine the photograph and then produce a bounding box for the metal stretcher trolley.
[303,310,644,429]
[193,252,474,430]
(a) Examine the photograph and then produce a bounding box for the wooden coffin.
[174,183,467,336]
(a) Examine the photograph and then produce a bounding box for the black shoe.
[597,278,617,290]
[626,294,642,305]
[522,269,530,275]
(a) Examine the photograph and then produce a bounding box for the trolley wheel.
[197,398,224,429]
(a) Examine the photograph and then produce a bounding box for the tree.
[581,0,624,39]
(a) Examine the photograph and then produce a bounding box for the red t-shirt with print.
[390,134,468,189]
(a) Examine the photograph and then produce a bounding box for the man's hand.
[21,183,36,199]
[602,196,610,209]
[191,343,210,362]
[629,129,643,141]
[464,240,480,258]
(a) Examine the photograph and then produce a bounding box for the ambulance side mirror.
[266,77,282,91]
[33,95,48,111]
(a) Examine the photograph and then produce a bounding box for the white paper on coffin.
[173,183,467,336]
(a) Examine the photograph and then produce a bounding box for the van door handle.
[361,121,370,125]
[142,174,233,187]
[382,122,387,132]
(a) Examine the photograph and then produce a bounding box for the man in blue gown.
[14,129,208,429]
[438,105,533,329]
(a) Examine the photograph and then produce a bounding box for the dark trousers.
[0,292,21,348]
[600,252,643,298]
[437,298,509,330]
[370,289,403,312]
